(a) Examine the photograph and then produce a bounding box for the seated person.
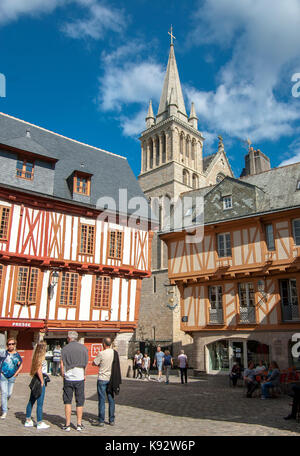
[244,361,259,398]
[230,361,241,387]
[261,361,280,399]
[284,383,300,420]
[255,360,267,374]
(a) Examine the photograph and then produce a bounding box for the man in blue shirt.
[153,346,164,382]
[0,337,23,419]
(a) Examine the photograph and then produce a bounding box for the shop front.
[0,318,45,373]
[206,339,270,373]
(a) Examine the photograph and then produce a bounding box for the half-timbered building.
[161,156,300,373]
[0,112,153,375]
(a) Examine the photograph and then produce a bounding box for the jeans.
[261,381,276,398]
[246,380,259,397]
[97,380,115,424]
[165,366,171,383]
[52,361,60,376]
[0,373,16,413]
[26,384,46,423]
[180,367,187,384]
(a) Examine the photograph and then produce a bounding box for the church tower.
[136,33,233,360]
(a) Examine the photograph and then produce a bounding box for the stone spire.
[188,102,198,129]
[156,43,187,124]
[145,100,155,128]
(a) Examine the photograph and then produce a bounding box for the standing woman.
[24,342,50,429]
[0,337,23,419]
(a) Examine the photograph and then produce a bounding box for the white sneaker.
[24,419,34,427]
[37,422,50,430]
[0,413,7,419]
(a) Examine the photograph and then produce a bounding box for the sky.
[1,0,300,179]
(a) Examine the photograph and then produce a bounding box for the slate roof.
[0,112,154,221]
[161,162,300,233]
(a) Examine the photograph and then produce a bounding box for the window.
[238,282,255,307]
[296,180,300,190]
[223,196,232,210]
[0,265,3,288]
[238,282,256,323]
[15,267,39,305]
[216,173,225,183]
[209,286,223,309]
[16,158,34,180]
[293,219,300,245]
[280,279,299,321]
[74,174,91,196]
[0,206,10,240]
[93,276,111,308]
[60,272,79,306]
[265,224,275,251]
[79,224,95,255]
[108,230,123,259]
[217,233,231,257]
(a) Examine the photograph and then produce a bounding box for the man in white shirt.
[178,350,188,384]
[92,337,115,427]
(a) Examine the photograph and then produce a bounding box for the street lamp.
[48,270,59,299]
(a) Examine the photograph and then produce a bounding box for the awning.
[0,319,45,329]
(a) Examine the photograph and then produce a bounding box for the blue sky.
[1,0,300,179]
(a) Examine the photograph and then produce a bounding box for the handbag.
[29,374,42,399]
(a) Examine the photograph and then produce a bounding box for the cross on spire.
[168,25,176,45]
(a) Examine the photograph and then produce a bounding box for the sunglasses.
[8,343,15,346]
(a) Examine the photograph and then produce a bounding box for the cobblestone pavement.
[0,372,299,436]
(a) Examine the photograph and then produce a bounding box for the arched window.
[186,137,190,158]
[162,133,166,163]
[149,139,153,169]
[192,174,198,189]
[183,169,189,186]
[180,133,184,156]
[216,173,225,183]
[155,136,160,166]
[191,140,196,161]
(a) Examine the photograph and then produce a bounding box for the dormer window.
[73,172,91,196]
[16,158,34,180]
[223,195,232,210]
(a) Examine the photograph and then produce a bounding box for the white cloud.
[187,0,300,142]
[0,0,62,24]
[97,42,165,136]
[0,0,126,41]
[62,1,126,40]
[279,139,300,166]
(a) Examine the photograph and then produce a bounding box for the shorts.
[157,362,163,371]
[63,379,85,407]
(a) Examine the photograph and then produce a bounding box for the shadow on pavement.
[86,375,299,435]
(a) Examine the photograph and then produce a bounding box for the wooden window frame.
[59,271,79,307]
[107,230,123,260]
[223,195,232,210]
[238,282,255,308]
[0,205,11,241]
[265,223,275,251]
[15,266,39,306]
[208,285,223,310]
[79,223,95,255]
[292,219,300,246]
[16,157,34,180]
[92,275,112,310]
[73,173,91,196]
[217,232,232,258]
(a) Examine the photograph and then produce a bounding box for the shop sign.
[91,343,103,358]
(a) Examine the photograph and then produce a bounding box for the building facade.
[0,113,153,375]
[137,41,233,360]
[161,158,300,373]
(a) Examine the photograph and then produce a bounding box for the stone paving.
[0,371,299,436]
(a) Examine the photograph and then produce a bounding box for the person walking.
[92,337,121,427]
[178,350,188,384]
[0,337,23,419]
[142,353,151,380]
[163,350,173,384]
[24,342,50,430]
[153,346,164,382]
[60,331,89,432]
[52,344,61,376]
[134,350,143,379]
